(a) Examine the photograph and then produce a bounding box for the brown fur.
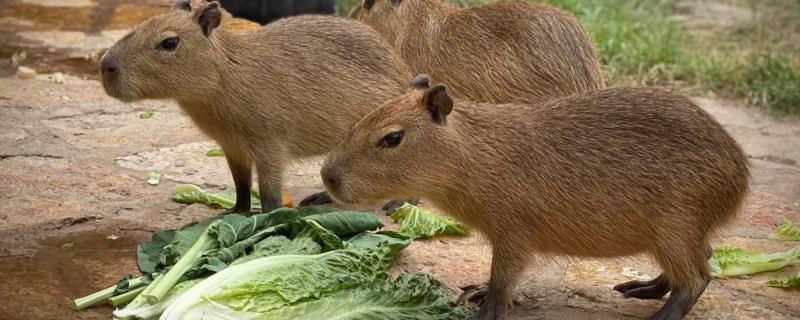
[322,81,750,320]
[350,0,605,104]
[100,1,410,212]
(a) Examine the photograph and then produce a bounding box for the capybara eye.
[379,131,404,148]
[158,37,180,51]
[364,0,376,10]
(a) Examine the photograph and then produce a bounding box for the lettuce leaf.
[170,183,262,210]
[160,244,407,319]
[708,245,800,277]
[768,218,800,241]
[390,203,469,239]
[253,273,465,320]
[136,208,385,304]
[768,271,800,289]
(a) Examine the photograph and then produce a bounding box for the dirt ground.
[1,1,799,319]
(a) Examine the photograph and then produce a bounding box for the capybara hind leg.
[648,284,708,320]
[299,191,333,206]
[469,242,525,320]
[613,273,670,300]
[648,238,711,320]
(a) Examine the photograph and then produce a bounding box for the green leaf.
[769,271,800,289]
[254,273,466,320]
[137,230,175,273]
[147,171,160,185]
[768,218,800,241]
[390,203,469,239]
[160,245,402,319]
[113,278,202,319]
[708,245,800,277]
[139,111,154,119]
[169,183,262,210]
[206,148,224,157]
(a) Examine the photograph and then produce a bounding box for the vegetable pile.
[73,196,468,319]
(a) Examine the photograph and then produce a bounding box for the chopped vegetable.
[50,72,65,84]
[768,218,800,241]
[17,66,36,79]
[139,111,155,119]
[708,245,800,277]
[769,271,800,289]
[205,148,224,157]
[76,206,462,320]
[246,273,465,320]
[390,203,469,239]
[170,183,251,209]
[160,244,407,319]
[147,171,160,185]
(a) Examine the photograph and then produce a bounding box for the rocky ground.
[1,1,799,319]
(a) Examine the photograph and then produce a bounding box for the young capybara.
[321,75,750,320]
[100,0,410,213]
[350,0,605,104]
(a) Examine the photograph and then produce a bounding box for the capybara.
[321,75,750,320]
[350,0,605,104]
[100,0,410,213]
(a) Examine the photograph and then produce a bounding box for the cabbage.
[768,218,800,241]
[390,203,469,239]
[769,271,800,289]
[160,244,404,319]
[708,245,800,277]
[253,273,465,320]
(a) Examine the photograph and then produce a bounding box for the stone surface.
[0,1,799,320]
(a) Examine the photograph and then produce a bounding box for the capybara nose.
[101,55,119,77]
[321,165,342,191]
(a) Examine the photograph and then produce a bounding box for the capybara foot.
[467,290,508,320]
[648,283,707,320]
[381,198,420,215]
[458,283,489,306]
[299,191,333,206]
[614,273,670,300]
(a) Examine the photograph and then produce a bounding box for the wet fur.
[351,0,605,103]
[324,86,750,319]
[101,2,410,212]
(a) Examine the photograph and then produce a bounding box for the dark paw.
[219,206,251,216]
[467,295,507,320]
[381,198,420,215]
[299,191,333,207]
[614,274,669,300]
[458,283,489,306]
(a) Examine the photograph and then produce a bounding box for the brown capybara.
[321,75,750,320]
[100,0,410,213]
[350,0,605,104]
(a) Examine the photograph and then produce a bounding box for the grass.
[335,0,800,116]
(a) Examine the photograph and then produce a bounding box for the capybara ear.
[411,74,430,89]
[173,0,191,11]
[422,84,453,125]
[194,1,222,37]
[363,0,376,10]
[390,0,403,6]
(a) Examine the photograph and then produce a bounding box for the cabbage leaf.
[768,218,800,241]
[708,245,800,277]
[390,203,469,239]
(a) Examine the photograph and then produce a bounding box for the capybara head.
[321,74,455,204]
[349,0,410,45]
[100,0,224,102]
